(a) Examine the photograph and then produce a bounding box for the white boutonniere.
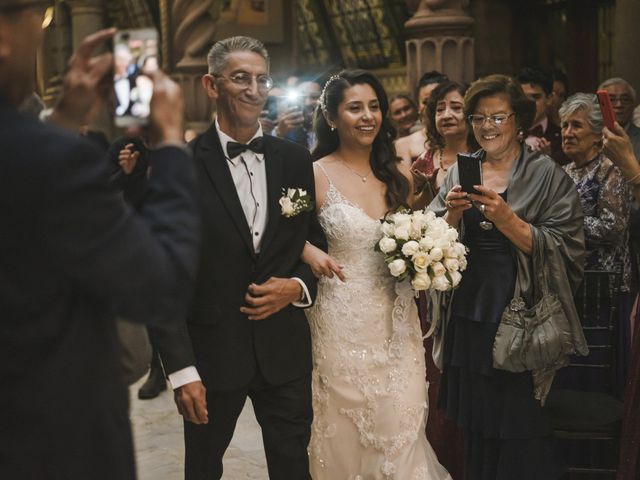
[279,188,314,217]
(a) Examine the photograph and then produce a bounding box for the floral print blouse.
[564,153,631,291]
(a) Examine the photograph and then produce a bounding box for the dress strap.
[316,162,333,185]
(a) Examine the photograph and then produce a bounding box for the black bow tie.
[226,137,265,159]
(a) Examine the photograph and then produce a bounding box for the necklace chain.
[339,159,372,183]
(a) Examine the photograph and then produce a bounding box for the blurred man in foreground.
[0,2,200,479]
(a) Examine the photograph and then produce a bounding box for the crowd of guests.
[3,2,640,478]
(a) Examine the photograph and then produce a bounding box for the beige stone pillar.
[65,0,105,50]
[611,0,640,90]
[404,0,474,98]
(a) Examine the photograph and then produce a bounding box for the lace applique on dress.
[307,163,451,480]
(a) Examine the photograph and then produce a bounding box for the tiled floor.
[130,379,268,479]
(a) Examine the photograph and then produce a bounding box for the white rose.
[298,189,307,196]
[409,226,423,240]
[381,222,395,236]
[419,236,434,251]
[445,228,458,242]
[388,259,407,277]
[431,261,446,277]
[432,275,451,291]
[430,247,443,262]
[401,240,420,257]
[434,237,450,250]
[395,226,410,241]
[411,272,431,291]
[411,212,427,231]
[394,213,412,228]
[449,270,462,287]
[287,188,296,197]
[443,247,456,259]
[279,197,294,216]
[412,252,431,272]
[379,237,397,253]
[454,242,467,257]
[459,257,468,271]
[424,210,436,221]
[444,258,460,272]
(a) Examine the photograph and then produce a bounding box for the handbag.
[492,264,574,373]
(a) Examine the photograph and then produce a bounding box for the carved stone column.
[65,0,105,50]
[404,0,474,98]
[170,0,218,128]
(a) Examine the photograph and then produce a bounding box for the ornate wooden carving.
[172,0,218,70]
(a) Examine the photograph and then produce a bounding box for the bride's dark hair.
[311,69,410,210]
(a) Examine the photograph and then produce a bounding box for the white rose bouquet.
[375,207,467,292]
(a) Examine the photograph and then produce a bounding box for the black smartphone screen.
[264,96,279,121]
[457,153,482,195]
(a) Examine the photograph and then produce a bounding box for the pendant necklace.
[340,158,372,183]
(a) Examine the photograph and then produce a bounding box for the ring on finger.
[479,204,486,213]
[446,200,453,209]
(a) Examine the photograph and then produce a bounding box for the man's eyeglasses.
[212,72,274,91]
[608,95,633,107]
[468,113,515,127]
[0,1,54,29]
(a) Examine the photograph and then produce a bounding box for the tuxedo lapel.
[197,125,256,258]
[259,137,283,255]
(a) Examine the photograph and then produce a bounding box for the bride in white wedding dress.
[301,70,451,480]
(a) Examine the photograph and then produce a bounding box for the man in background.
[599,77,640,160]
[274,79,322,150]
[516,67,569,165]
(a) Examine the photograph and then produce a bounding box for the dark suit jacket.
[158,124,325,390]
[0,98,200,479]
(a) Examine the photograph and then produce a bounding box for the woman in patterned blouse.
[560,93,631,292]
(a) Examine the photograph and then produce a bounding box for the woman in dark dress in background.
[429,75,587,479]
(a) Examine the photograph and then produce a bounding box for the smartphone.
[596,90,616,131]
[457,153,482,195]
[263,95,279,121]
[113,28,159,128]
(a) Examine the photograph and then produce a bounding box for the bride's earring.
[331,126,335,132]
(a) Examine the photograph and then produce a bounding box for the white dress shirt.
[168,120,311,390]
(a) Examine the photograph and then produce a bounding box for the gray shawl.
[428,146,587,401]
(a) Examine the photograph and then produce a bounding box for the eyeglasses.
[212,72,274,91]
[468,113,515,127]
[0,1,54,29]
[608,95,633,106]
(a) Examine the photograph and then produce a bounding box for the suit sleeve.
[42,141,201,327]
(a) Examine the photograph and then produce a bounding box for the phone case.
[596,90,616,131]
[114,28,159,128]
[457,153,482,195]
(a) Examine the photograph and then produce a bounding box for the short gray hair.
[558,93,603,134]
[206,36,269,75]
[598,77,637,103]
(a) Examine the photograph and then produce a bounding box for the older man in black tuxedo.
[156,36,325,479]
[0,2,200,479]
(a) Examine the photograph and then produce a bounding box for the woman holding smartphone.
[429,75,586,479]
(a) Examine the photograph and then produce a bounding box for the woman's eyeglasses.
[0,1,55,29]
[468,113,515,127]
[212,72,274,92]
